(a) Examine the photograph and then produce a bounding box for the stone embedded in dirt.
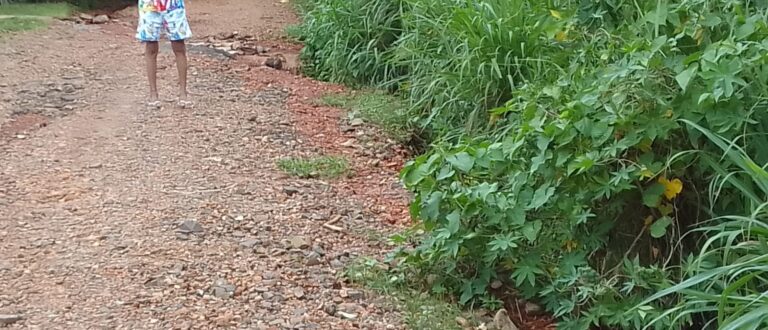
[330,259,344,269]
[212,279,236,299]
[240,238,260,249]
[305,252,322,266]
[282,186,300,196]
[340,139,356,148]
[490,280,502,289]
[60,95,77,102]
[92,15,110,24]
[175,232,190,240]
[323,304,337,316]
[350,118,365,127]
[292,287,305,299]
[178,220,204,234]
[493,309,519,330]
[288,236,309,250]
[524,302,543,315]
[216,32,236,40]
[61,84,76,94]
[265,55,286,70]
[336,311,357,321]
[455,316,469,327]
[256,45,268,54]
[0,314,22,326]
[345,289,364,301]
[78,13,94,21]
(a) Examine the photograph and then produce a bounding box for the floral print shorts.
[135,7,192,42]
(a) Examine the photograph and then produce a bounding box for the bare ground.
[0,1,411,329]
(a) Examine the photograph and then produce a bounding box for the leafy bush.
[296,0,768,328]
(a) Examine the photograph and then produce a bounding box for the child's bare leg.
[171,40,188,100]
[144,41,160,102]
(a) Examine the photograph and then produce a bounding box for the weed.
[345,258,470,330]
[319,91,416,144]
[0,17,48,34]
[0,3,72,17]
[277,155,350,179]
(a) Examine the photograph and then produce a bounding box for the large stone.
[92,15,109,24]
[178,220,204,234]
[493,309,519,330]
[0,314,22,326]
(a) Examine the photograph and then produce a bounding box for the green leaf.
[436,165,455,181]
[422,191,443,220]
[447,152,475,172]
[642,183,666,207]
[675,64,698,91]
[446,210,461,234]
[528,183,555,209]
[645,5,668,25]
[650,216,672,238]
[522,220,543,243]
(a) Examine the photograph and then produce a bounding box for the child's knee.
[171,41,186,55]
[145,43,159,56]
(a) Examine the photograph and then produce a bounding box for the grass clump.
[0,17,48,33]
[277,155,350,179]
[0,3,72,17]
[319,91,417,144]
[0,3,72,35]
[345,258,469,330]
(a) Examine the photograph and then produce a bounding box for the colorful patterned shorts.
[135,8,192,42]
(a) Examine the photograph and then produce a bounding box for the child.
[136,0,193,109]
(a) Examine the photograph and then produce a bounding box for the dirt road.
[0,1,409,329]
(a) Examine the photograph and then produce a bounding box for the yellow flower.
[550,10,562,20]
[555,31,568,42]
[658,177,683,200]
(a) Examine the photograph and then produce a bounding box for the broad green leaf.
[446,210,461,234]
[643,183,666,207]
[650,216,672,238]
[528,183,555,209]
[422,191,443,220]
[522,220,543,243]
[447,152,475,172]
[675,64,698,91]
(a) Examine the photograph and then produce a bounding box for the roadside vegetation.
[293,0,768,329]
[0,3,70,34]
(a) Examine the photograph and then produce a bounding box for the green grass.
[318,91,415,144]
[0,17,49,34]
[345,258,471,330]
[0,3,72,17]
[0,3,71,34]
[277,155,350,179]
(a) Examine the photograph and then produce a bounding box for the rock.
[0,314,22,326]
[490,280,503,289]
[240,238,260,249]
[288,236,309,249]
[323,304,336,316]
[493,309,519,330]
[350,118,364,127]
[282,186,299,196]
[330,259,344,269]
[455,316,469,327]
[524,302,543,315]
[78,13,94,21]
[212,279,236,299]
[256,45,267,54]
[92,15,109,24]
[265,55,286,70]
[60,95,77,102]
[61,84,76,94]
[178,220,204,234]
[340,139,356,148]
[175,232,190,241]
[292,287,305,299]
[216,31,236,40]
[305,252,323,266]
[336,311,357,321]
[345,289,364,300]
